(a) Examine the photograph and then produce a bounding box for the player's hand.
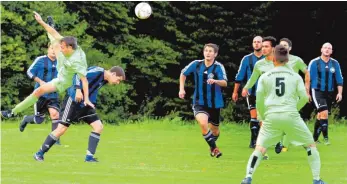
[336,93,342,103]
[39,81,46,86]
[307,93,312,103]
[232,92,238,102]
[84,99,95,109]
[207,79,216,85]
[241,88,249,97]
[179,89,186,99]
[75,89,83,102]
[33,11,44,24]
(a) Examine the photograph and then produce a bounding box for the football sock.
[87,132,101,155]
[203,130,216,149]
[39,133,58,154]
[246,149,263,178]
[306,147,321,180]
[12,94,38,115]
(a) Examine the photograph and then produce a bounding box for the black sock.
[203,130,216,150]
[250,119,260,145]
[87,132,101,155]
[320,119,328,139]
[212,133,220,142]
[23,115,35,124]
[39,133,58,153]
[313,119,321,141]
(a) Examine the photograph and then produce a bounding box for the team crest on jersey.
[208,73,214,79]
[330,67,335,73]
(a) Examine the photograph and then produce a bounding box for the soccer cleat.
[33,151,44,161]
[323,138,330,145]
[47,16,55,28]
[263,153,269,160]
[55,139,61,145]
[1,110,14,118]
[19,115,29,132]
[313,179,326,184]
[281,147,288,152]
[275,142,283,154]
[85,155,99,162]
[241,177,252,184]
[210,147,222,158]
[315,140,321,144]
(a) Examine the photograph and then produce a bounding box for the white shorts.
[256,112,314,148]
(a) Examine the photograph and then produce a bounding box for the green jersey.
[287,54,307,73]
[244,58,274,89]
[256,66,308,119]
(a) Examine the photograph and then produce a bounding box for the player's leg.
[79,107,102,162]
[285,114,326,184]
[311,90,326,143]
[1,82,57,118]
[47,99,61,145]
[208,108,222,158]
[193,105,217,156]
[247,95,260,149]
[319,110,329,145]
[241,113,283,184]
[19,97,46,132]
[33,95,74,161]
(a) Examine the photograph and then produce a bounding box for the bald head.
[253,36,263,52]
[321,42,333,57]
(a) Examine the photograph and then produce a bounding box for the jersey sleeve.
[334,61,344,86]
[255,75,266,120]
[72,49,88,77]
[216,64,228,81]
[296,75,309,111]
[297,57,307,73]
[235,56,248,83]
[244,62,261,89]
[181,60,198,76]
[27,57,43,80]
[308,60,317,89]
[47,32,64,44]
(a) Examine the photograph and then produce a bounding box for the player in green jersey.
[240,45,325,184]
[1,12,93,118]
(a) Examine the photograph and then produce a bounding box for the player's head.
[252,36,263,52]
[262,36,276,57]
[203,43,219,62]
[60,36,78,56]
[321,42,333,57]
[279,38,292,52]
[274,45,289,64]
[47,43,56,59]
[106,66,125,85]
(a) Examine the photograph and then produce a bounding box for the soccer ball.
[135,2,152,19]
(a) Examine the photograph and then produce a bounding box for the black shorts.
[192,105,221,126]
[311,89,333,113]
[58,95,99,127]
[34,97,60,116]
[246,95,256,110]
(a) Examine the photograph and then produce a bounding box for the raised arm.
[33,11,63,41]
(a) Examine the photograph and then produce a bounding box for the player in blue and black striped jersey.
[33,66,125,162]
[179,43,228,158]
[232,36,264,149]
[308,43,343,145]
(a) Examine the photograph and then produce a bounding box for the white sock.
[307,147,321,180]
[246,149,263,178]
[86,150,93,156]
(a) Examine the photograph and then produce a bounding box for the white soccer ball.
[135,2,152,19]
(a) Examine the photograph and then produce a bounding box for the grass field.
[1,119,347,184]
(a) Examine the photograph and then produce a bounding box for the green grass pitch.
[1,120,347,184]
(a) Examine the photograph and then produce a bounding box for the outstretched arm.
[33,11,63,40]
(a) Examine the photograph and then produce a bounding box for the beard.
[254,48,261,52]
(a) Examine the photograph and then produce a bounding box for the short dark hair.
[110,66,126,80]
[263,36,277,47]
[274,45,289,63]
[203,43,219,53]
[61,36,78,50]
[280,38,292,47]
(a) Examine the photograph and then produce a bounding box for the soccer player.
[309,42,343,145]
[275,38,311,152]
[33,66,126,162]
[241,45,326,184]
[1,11,93,118]
[233,36,264,149]
[179,43,227,158]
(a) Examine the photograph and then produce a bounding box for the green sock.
[12,94,38,115]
